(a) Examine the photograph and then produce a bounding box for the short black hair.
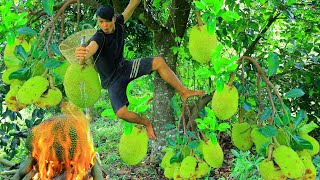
[96,6,114,21]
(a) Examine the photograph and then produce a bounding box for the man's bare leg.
[152,57,205,101]
[116,106,156,140]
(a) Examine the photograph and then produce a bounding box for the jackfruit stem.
[49,74,55,88]
[195,10,204,26]
[41,68,49,77]
[267,144,274,160]
[272,137,281,148]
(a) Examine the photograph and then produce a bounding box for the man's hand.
[76,47,89,64]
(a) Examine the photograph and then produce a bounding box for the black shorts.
[108,57,154,113]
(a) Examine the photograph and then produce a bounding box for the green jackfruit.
[299,133,319,156]
[3,38,29,68]
[188,25,218,63]
[276,128,290,146]
[52,60,70,81]
[32,61,46,76]
[64,64,101,108]
[179,156,197,178]
[5,80,26,112]
[35,87,62,108]
[195,162,209,178]
[251,127,271,155]
[160,151,176,168]
[202,140,224,168]
[273,145,305,179]
[173,166,182,180]
[119,126,148,165]
[2,66,20,84]
[295,150,316,180]
[231,122,253,151]
[259,159,286,180]
[164,163,180,179]
[16,76,49,104]
[212,84,239,120]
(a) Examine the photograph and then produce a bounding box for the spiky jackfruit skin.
[251,127,271,155]
[52,60,70,81]
[173,166,182,180]
[160,151,176,168]
[202,140,224,168]
[119,126,148,165]
[164,163,180,179]
[273,145,305,179]
[231,122,253,151]
[16,76,49,104]
[2,66,20,84]
[188,25,218,63]
[276,128,290,146]
[195,162,210,178]
[5,80,26,112]
[299,134,319,156]
[35,87,63,108]
[295,150,316,180]
[179,156,197,178]
[212,84,239,120]
[3,38,29,68]
[259,159,286,180]
[64,64,101,108]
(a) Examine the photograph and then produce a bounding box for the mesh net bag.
[59,29,96,64]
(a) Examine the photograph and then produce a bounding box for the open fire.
[26,102,97,179]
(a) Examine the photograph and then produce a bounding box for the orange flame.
[30,102,95,179]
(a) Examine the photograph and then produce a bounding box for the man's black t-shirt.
[90,15,125,89]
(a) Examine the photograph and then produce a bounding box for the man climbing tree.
[75,0,204,140]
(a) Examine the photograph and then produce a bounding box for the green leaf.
[221,11,241,22]
[258,126,278,138]
[267,52,280,76]
[294,110,306,128]
[50,44,62,55]
[44,58,63,69]
[7,32,15,45]
[207,18,216,35]
[299,122,319,134]
[213,0,224,14]
[25,119,33,128]
[187,131,197,139]
[260,108,271,122]
[166,137,176,147]
[123,121,133,135]
[42,0,54,16]
[286,0,296,6]
[195,1,206,10]
[17,27,37,36]
[215,77,224,92]
[188,141,200,149]
[282,105,291,125]
[164,123,175,130]
[170,151,182,164]
[15,45,28,60]
[285,89,305,98]
[291,135,313,151]
[9,68,30,81]
[100,109,117,120]
[217,123,230,132]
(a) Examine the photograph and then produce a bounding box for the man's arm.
[75,41,99,63]
[122,0,141,23]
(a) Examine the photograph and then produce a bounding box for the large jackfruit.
[295,150,316,180]
[160,150,176,168]
[188,25,218,63]
[5,80,26,112]
[231,122,253,151]
[16,76,49,104]
[119,126,148,165]
[251,127,271,155]
[212,84,239,120]
[179,156,197,178]
[259,159,286,180]
[35,87,62,108]
[202,140,224,168]
[3,38,30,68]
[273,145,305,179]
[2,66,20,84]
[64,64,101,108]
[164,163,180,179]
[173,166,182,180]
[299,133,319,156]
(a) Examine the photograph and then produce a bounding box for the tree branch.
[243,12,281,56]
[0,158,15,167]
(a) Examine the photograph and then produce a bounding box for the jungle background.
[0,0,319,179]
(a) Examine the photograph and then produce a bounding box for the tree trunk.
[151,30,177,162]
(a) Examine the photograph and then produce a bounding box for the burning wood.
[11,102,104,180]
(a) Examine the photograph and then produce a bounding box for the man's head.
[96,6,116,34]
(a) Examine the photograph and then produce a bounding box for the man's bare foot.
[181,89,206,101]
[145,120,156,140]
